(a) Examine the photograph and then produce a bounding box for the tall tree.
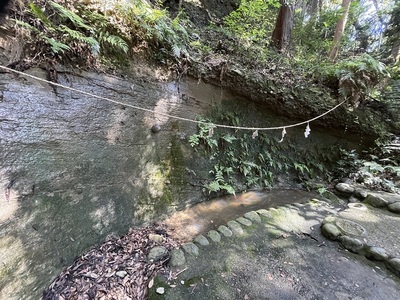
[385,0,400,63]
[328,0,352,61]
[271,0,294,52]
[309,0,323,16]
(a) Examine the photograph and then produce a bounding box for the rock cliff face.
[0,64,371,299]
[0,66,227,299]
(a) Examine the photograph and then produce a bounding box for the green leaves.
[98,33,129,54]
[116,1,190,61]
[15,1,130,60]
[224,0,279,46]
[188,112,337,196]
[334,54,390,107]
[43,37,71,54]
[50,1,92,31]
[29,2,51,27]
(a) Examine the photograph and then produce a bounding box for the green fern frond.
[100,33,129,53]
[60,25,100,54]
[15,20,40,33]
[50,1,91,31]
[171,44,181,57]
[42,36,71,54]
[60,25,97,45]
[29,2,52,27]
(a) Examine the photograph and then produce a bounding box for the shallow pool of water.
[165,189,318,241]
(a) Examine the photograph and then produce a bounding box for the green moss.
[151,135,189,214]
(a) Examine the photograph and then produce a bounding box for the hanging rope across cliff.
[0,65,347,135]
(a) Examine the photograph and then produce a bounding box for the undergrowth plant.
[334,54,390,107]
[115,0,190,61]
[337,135,400,193]
[15,1,129,63]
[15,0,190,65]
[189,113,340,195]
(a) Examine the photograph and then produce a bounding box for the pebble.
[338,236,364,254]
[387,257,400,276]
[364,194,389,208]
[321,223,341,240]
[236,217,252,227]
[148,233,163,243]
[194,235,209,246]
[207,230,221,243]
[147,246,168,261]
[321,216,336,225]
[182,242,199,256]
[256,209,272,218]
[387,202,400,214]
[335,183,355,195]
[169,249,186,267]
[366,247,388,261]
[115,271,127,278]
[151,124,161,133]
[354,188,368,199]
[227,220,244,235]
[217,225,233,237]
[244,211,262,223]
[156,287,165,295]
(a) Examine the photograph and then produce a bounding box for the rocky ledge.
[321,183,400,277]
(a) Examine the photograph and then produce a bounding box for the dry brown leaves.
[43,223,179,300]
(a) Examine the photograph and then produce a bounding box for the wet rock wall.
[0,68,221,299]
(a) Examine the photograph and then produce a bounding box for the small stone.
[387,257,400,276]
[147,246,168,261]
[169,249,186,267]
[194,235,209,246]
[227,220,244,235]
[156,287,165,295]
[236,217,252,227]
[354,188,368,199]
[341,178,353,184]
[268,208,280,216]
[335,183,355,195]
[335,219,366,236]
[151,124,161,133]
[244,211,262,223]
[321,223,341,240]
[256,209,272,218]
[115,271,127,278]
[366,247,388,261]
[388,202,400,214]
[217,225,233,237]
[338,236,364,254]
[182,242,199,256]
[364,194,389,208]
[148,233,163,243]
[321,216,336,226]
[207,230,221,243]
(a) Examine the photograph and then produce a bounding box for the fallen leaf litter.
[43,223,180,300]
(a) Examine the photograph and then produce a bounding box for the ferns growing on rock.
[14,0,190,66]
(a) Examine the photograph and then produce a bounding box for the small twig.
[175,267,188,277]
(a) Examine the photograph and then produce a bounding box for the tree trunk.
[328,0,352,61]
[271,1,294,52]
[384,0,400,63]
[309,0,322,16]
